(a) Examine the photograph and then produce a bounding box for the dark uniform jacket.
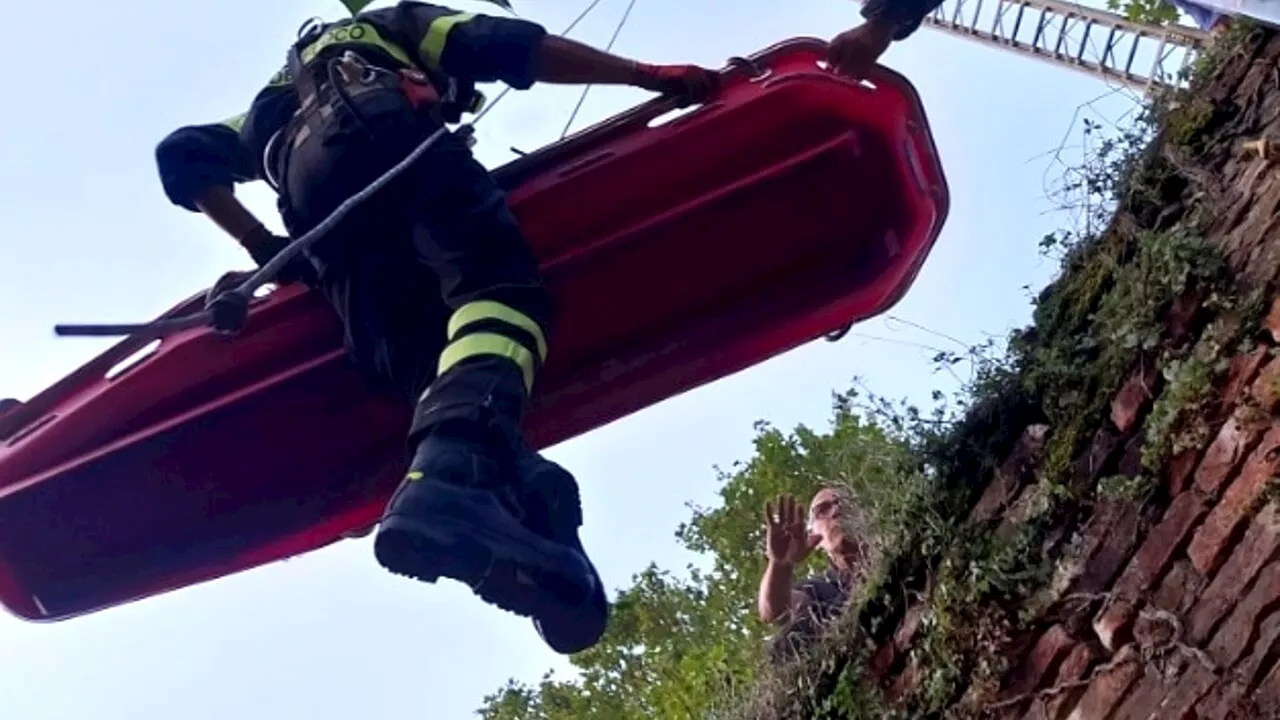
[154,1,548,214]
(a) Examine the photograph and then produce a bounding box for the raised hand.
[763,493,821,566]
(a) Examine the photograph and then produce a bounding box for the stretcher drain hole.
[646,103,702,129]
[105,339,162,381]
[815,59,876,90]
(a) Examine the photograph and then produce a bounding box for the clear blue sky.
[0,0,1146,717]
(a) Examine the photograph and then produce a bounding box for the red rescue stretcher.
[0,38,949,622]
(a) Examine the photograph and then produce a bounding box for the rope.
[52,0,620,342]
[457,0,616,132]
[561,0,613,36]
[55,124,454,339]
[559,0,640,140]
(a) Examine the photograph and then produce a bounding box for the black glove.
[242,225,317,286]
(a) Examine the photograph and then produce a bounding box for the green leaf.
[339,0,376,15]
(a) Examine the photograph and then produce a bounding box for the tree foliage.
[1107,0,1183,25]
[477,391,929,720]
[469,2,1211,717]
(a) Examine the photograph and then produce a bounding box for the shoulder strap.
[287,44,320,109]
[288,19,329,108]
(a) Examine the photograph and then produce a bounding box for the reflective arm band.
[419,12,475,71]
[220,113,247,133]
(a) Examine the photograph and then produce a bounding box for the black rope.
[560,0,640,140]
[54,124,455,339]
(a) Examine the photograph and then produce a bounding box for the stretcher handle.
[512,36,835,170]
[626,37,835,125]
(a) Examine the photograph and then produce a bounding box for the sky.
[0,0,1160,717]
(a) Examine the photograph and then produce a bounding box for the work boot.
[513,447,610,654]
[372,419,597,621]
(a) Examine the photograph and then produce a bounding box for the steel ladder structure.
[854,0,1212,93]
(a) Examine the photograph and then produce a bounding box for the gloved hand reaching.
[630,62,721,104]
[532,36,720,105]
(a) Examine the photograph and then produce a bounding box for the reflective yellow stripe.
[447,300,547,361]
[220,113,246,133]
[438,333,535,391]
[267,66,291,87]
[419,12,475,70]
[299,21,416,68]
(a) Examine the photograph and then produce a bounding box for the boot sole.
[373,482,595,620]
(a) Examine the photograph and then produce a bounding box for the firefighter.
[154,1,719,654]
[826,0,946,79]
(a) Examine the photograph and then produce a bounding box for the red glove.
[631,62,721,103]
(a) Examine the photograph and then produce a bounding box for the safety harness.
[292,17,483,120]
[263,17,481,192]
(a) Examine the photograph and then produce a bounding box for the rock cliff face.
[747,23,1280,720]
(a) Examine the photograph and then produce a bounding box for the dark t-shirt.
[768,564,858,660]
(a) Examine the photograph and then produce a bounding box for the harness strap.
[287,41,320,111]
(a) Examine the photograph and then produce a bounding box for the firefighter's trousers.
[276,85,551,449]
